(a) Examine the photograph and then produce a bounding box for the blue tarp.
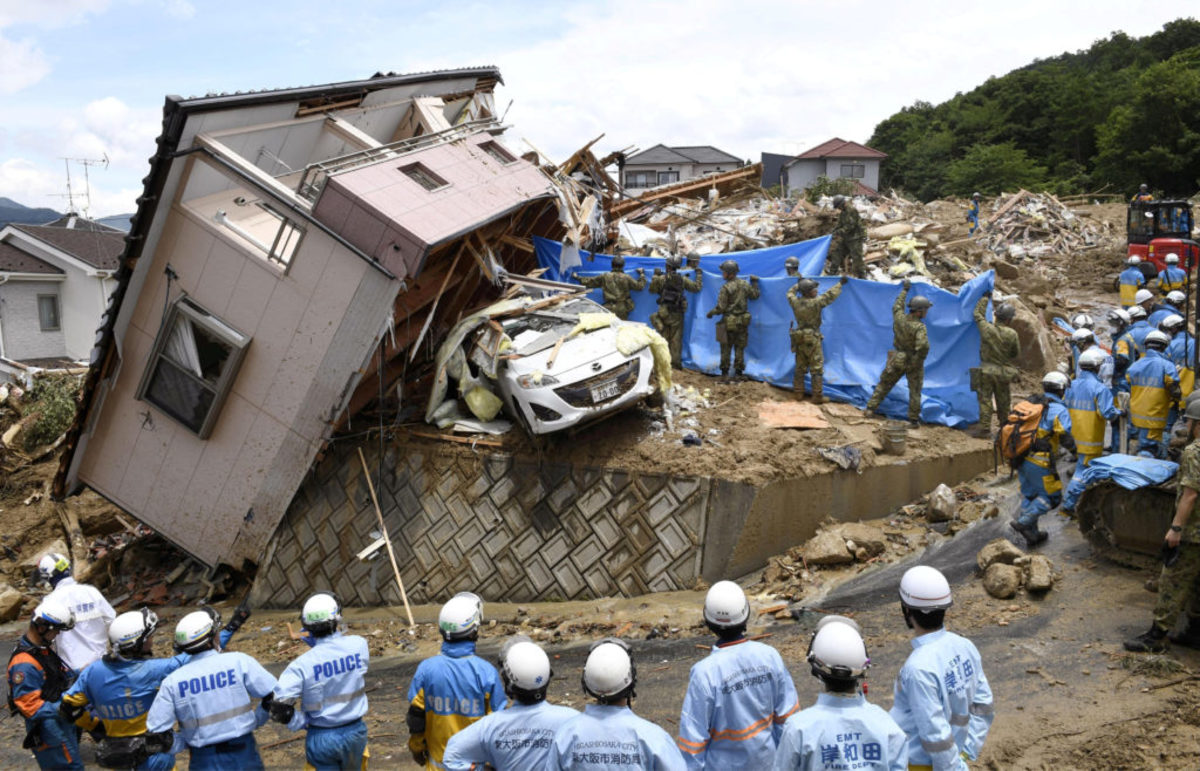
[1062,453,1178,511]
[532,237,995,427]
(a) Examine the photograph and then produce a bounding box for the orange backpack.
[997,400,1046,469]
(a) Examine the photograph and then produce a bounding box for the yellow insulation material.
[615,324,673,393]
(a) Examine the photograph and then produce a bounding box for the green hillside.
[867,19,1200,201]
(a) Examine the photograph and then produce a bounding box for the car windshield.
[503,297,607,355]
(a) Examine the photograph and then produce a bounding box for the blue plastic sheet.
[1061,453,1178,511]
[533,237,995,427]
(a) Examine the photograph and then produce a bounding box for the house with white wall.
[622,145,744,190]
[0,217,123,380]
[781,138,887,197]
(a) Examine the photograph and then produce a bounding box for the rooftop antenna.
[51,154,110,218]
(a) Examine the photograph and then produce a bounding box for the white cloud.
[0,158,64,209]
[0,33,50,93]
[0,0,110,29]
[161,0,195,19]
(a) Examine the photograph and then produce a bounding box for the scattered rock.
[803,530,853,566]
[978,538,1025,571]
[958,501,999,523]
[0,583,23,622]
[1026,555,1054,593]
[1007,298,1058,372]
[835,522,887,558]
[926,484,958,522]
[983,563,1021,599]
[992,259,1020,280]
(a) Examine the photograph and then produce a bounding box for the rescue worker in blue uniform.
[1070,328,1113,387]
[1149,289,1186,329]
[1132,183,1153,202]
[891,567,993,771]
[37,551,116,673]
[269,593,369,770]
[61,606,244,770]
[7,597,81,770]
[550,638,685,770]
[772,616,906,770]
[965,192,982,236]
[677,581,799,768]
[1119,256,1147,308]
[146,609,277,770]
[1158,253,1187,293]
[1065,349,1121,474]
[1011,371,1075,547]
[1109,308,1133,451]
[1126,330,1181,459]
[407,592,506,769]
[1166,314,1196,416]
[443,636,577,770]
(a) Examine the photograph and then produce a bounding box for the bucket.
[882,422,908,455]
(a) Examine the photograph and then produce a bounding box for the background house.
[780,138,887,197]
[622,145,744,190]
[0,216,123,380]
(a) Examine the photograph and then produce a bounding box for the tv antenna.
[51,154,109,217]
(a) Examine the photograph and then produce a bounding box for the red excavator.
[1126,199,1197,276]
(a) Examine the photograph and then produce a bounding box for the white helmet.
[438,592,483,641]
[1128,255,1142,265]
[1128,305,1147,321]
[501,638,552,698]
[1145,330,1170,350]
[1079,348,1107,372]
[703,581,750,630]
[1161,314,1186,334]
[301,593,341,636]
[899,565,953,610]
[1071,313,1094,330]
[174,608,219,654]
[1135,288,1154,306]
[1166,253,1180,265]
[1070,328,1094,346]
[36,552,71,587]
[109,608,158,656]
[32,596,75,632]
[1167,290,1186,306]
[1109,308,1131,327]
[1042,370,1070,395]
[582,638,635,702]
[807,617,869,680]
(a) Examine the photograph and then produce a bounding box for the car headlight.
[517,372,559,389]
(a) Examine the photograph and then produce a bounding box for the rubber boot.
[735,368,745,381]
[719,367,729,381]
[1009,520,1045,548]
[1124,624,1168,653]
[1169,618,1200,649]
[811,375,827,404]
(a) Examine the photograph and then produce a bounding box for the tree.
[945,143,1048,196]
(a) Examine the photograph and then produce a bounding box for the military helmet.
[908,295,933,312]
[719,259,739,276]
[995,303,1016,323]
[1186,399,1200,422]
[797,278,819,295]
[784,256,800,269]
[665,254,683,270]
[611,254,626,270]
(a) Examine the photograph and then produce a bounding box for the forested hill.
[867,19,1200,201]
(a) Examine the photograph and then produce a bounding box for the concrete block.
[575,485,609,519]
[511,530,541,562]
[428,516,456,549]
[494,553,521,585]
[488,475,516,508]
[569,536,605,574]
[525,555,554,593]
[646,490,678,527]
[639,546,670,581]
[546,479,576,516]
[1025,555,1054,593]
[553,560,585,598]
[445,494,473,526]
[590,512,621,549]
[656,519,690,559]
[542,533,571,568]
[583,564,613,596]
[466,472,490,502]
[454,519,485,552]
[482,526,512,558]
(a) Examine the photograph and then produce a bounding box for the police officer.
[61,605,246,770]
[146,609,277,769]
[1065,349,1122,474]
[407,592,506,769]
[1119,256,1147,308]
[972,291,1019,437]
[444,636,577,770]
[1126,330,1181,459]
[1011,372,1075,547]
[550,638,684,770]
[966,191,982,236]
[772,617,907,770]
[650,254,703,369]
[827,196,866,277]
[1070,328,1114,386]
[1126,398,1200,652]
[1165,314,1195,409]
[787,276,847,403]
[578,254,647,320]
[7,598,81,770]
[677,582,799,769]
[1148,289,1186,330]
[891,566,993,771]
[1158,255,1187,295]
[269,593,369,770]
[706,260,760,380]
[865,280,931,427]
[37,552,115,672]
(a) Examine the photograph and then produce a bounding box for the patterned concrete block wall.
[250,438,712,607]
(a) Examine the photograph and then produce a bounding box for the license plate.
[590,380,621,403]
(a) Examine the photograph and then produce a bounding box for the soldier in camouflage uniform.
[827,196,866,278]
[1126,398,1200,653]
[972,291,1020,436]
[784,256,800,278]
[578,254,646,319]
[649,254,703,369]
[787,275,848,403]
[864,280,931,426]
[706,260,761,379]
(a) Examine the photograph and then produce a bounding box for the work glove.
[706,310,716,319]
[223,604,251,635]
[902,279,912,290]
[265,694,295,726]
[636,267,645,277]
[686,254,700,268]
[88,723,106,742]
[839,275,849,285]
[653,267,663,276]
[985,289,993,297]
[58,701,86,724]
[412,750,429,766]
[749,274,760,283]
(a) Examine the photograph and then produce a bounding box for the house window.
[137,298,250,439]
[625,171,656,189]
[401,162,449,191]
[480,140,517,165]
[657,171,679,185]
[840,163,865,179]
[257,203,304,267]
[37,295,60,331]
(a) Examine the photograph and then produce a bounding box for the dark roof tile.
[0,241,64,275]
[12,224,125,270]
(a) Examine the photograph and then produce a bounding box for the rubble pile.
[977,537,1056,598]
[981,189,1110,260]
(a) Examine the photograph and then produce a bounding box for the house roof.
[793,137,887,160]
[12,223,125,270]
[0,240,64,275]
[625,144,743,166]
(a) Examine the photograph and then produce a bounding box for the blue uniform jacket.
[407,639,506,768]
[147,649,276,749]
[274,632,369,731]
[1119,267,1145,306]
[443,699,578,770]
[1158,266,1187,293]
[889,629,993,770]
[676,638,799,769]
[551,704,685,770]
[771,692,907,771]
[1126,349,1179,429]
[1064,371,1119,458]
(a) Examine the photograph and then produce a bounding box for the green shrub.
[804,175,858,204]
[22,375,80,451]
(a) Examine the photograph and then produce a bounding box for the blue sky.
[0,1,1190,216]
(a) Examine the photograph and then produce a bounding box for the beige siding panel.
[129,214,185,335]
[140,427,206,533]
[118,396,174,513]
[239,425,315,562]
[230,282,307,407]
[192,241,248,317]
[222,259,278,336]
[280,231,336,300]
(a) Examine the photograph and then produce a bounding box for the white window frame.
[840,163,866,179]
